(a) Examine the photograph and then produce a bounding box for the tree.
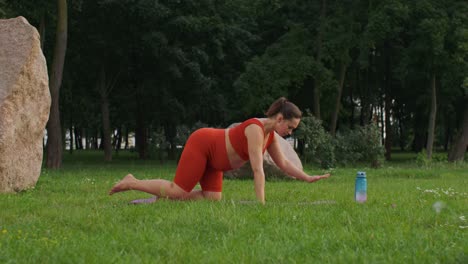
[312,0,327,119]
[448,94,468,161]
[233,25,318,117]
[446,1,468,161]
[325,0,361,136]
[97,66,119,161]
[46,0,67,169]
[401,1,450,159]
[361,0,409,160]
[5,0,464,164]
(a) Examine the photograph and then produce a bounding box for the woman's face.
[275,116,300,137]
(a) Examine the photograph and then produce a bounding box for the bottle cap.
[357,171,366,178]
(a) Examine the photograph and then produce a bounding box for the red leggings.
[173,128,232,192]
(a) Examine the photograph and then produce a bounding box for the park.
[0,1,467,263]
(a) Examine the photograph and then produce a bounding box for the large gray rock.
[224,123,303,179]
[0,17,51,193]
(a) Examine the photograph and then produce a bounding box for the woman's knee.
[203,191,222,201]
[163,182,189,199]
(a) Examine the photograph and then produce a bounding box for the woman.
[109,97,330,204]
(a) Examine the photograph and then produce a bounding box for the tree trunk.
[330,62,347,136]
[349,69,356,129]
[444,113,451,151]
[46,0,68,169]
[384,42,392,160]
[360,68,371,126]
[426,73,437,159]
[111,129,117,149]
[312,0,327,119]
[135,104,148,159]
[74,127,82,150]
[448,97,468,162]
[69,124,73,154]
[384,94,392,160]
[115,126,122,152]
[165,123,177,160]
[124,126,129,150]
[380,103,385,145]
[99,66,112,162]
[83,128,88,149]
[398,113,405,151]
[93,130,99,150]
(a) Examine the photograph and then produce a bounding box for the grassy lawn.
[1,151,467,263]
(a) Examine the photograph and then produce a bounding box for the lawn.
[0,151,467,263]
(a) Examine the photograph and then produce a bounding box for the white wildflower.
[432,201,446,214]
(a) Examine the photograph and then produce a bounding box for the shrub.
[294,112,384,168]
[334,123,385,167]
[149,128,170,161]
[416,150,449,167]
[294,111,336,168]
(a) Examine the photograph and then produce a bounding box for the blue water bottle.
[355,171,367,203]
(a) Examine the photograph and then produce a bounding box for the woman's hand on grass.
[306,173,331,183]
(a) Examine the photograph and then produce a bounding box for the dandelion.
[2,229,7,234]
[432,201,445,214]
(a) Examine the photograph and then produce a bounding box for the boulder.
[224,123,303,179]
[0,17,51,193]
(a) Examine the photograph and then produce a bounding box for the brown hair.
[265,97,302,119]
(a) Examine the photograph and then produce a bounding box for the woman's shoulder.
[241,118,265,128]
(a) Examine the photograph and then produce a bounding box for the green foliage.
[149,128,170,161]
[295,112,384,168]
[233,25,317,116]
[335,123,385,168]
[415,150,431,167]
[295,111,335,169]
[0,0,7,18]
[4,0,466,163]
[416,149,449,167]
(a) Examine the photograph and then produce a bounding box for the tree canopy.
[2,0,467,163]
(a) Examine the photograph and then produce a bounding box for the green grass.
[1,150,467,263]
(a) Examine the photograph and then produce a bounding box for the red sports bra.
[228,118,275,161]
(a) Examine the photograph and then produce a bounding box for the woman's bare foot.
[109,174,137,195]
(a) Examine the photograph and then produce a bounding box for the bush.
[294,112,384,168]
[416,150,449,167]
[149,128,170,161]
[294,111,336,168]
[334,123,384,167]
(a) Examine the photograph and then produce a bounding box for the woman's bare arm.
[267,134,331,182]
[245,125,266,204]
